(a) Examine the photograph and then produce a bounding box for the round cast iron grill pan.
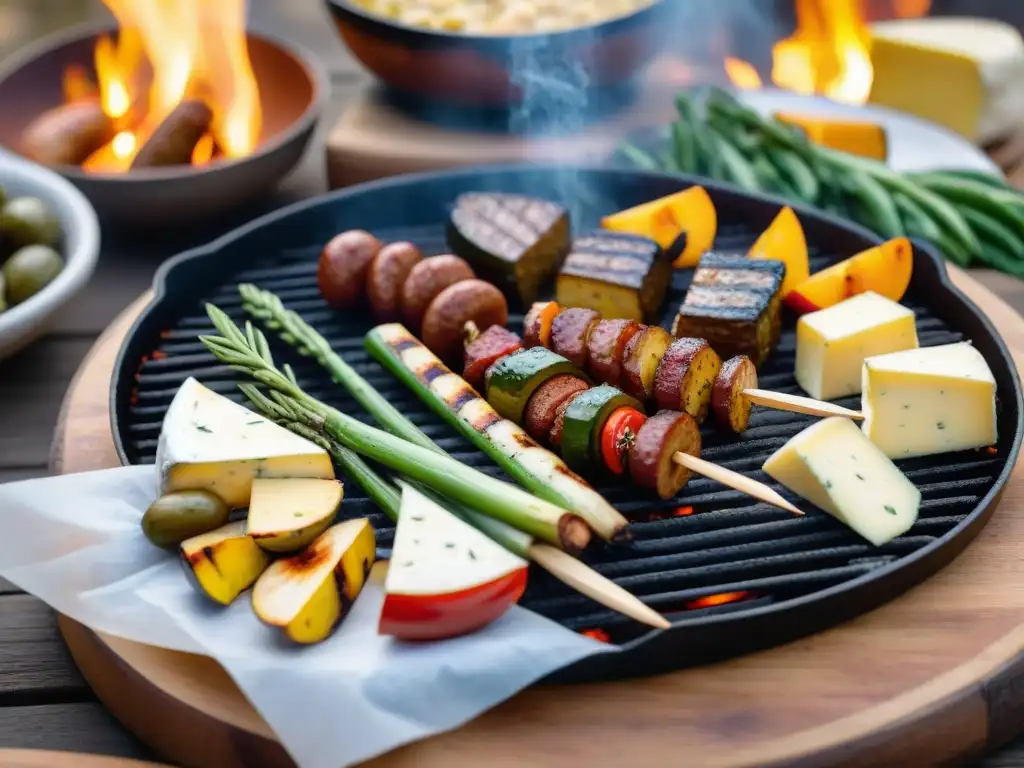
[109,166,1024,683]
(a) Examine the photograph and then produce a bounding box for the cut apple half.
[252,518,376,644]
[247,478,343,554]
[179,521,270,606]
[380,484,529,642]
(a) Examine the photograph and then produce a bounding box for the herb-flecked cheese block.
[156,377,335,508]
[555,230,671,322]
[763,416,921,546]
[671,253,785,367]
[861,342,997,459]
[446,192,570,306]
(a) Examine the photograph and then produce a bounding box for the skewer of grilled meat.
[521,302,759,433]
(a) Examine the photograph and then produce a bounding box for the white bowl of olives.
[0,149,99,361]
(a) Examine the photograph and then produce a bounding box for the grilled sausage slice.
[400,254,475,333]
[712,355,758,433]
[421,279,508,364]
[318,230,383,309]
[367,241,422,323]
[629,410,702,500]
[524,374,591,443]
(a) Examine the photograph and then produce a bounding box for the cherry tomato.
[600,407,647,475]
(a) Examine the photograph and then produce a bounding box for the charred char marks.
[513,431,540,449]
[421,364,447,384]
[389,339,419,354]
[476,412,503,433]
[449,386,481,412]
[283,541,332,573]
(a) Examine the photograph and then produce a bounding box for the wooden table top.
[3,1,1024,765]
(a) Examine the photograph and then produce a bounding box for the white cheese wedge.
[861,342,997,460]
[763,417,921,546]
[795,291,918,401]
[869,18,1024,143]
[155,377,335,508]
[386,483,527,597]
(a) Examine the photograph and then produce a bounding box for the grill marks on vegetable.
[447,192,569,305]
[125,221,999,637]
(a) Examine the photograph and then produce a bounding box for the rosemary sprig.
[199,305,589,552]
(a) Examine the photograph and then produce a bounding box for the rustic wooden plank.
[0,595,89,700]
[0,702,154,761]
[0,338,95,467]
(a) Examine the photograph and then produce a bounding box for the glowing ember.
[685,592,751,610]
[723,0,931,105]
[580,628,611,643]
[75,0,261,173]
[673,506,695,517]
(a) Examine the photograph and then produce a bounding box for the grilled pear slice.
[179,521,270,605]
[252,519,376,644]
[246,478,343,554]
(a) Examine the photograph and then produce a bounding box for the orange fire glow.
[724,0,931,104]
[686,592,751,610]
[79,0,261,173]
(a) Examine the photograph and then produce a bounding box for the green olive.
[2,245,63,305]
[0,196,61,248]
[142,490,231,548]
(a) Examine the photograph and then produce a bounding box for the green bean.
[670,122,698,173]
[975,242,1024,276]
[619,142,662,171]
[893,192,943,243]
[914,176,1024,240]
[766,146,819,204]
[706,127,760,192]
[841,171,904,238]
[958,206,1024,259]
[820,148,980,255]
[910,170,1017,193]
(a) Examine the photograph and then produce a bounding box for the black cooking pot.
[324,0,674,109]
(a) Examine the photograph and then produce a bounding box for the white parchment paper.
[0,466,616,768]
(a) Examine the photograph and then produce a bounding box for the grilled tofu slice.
[447,192,570,306]
[671,253,785,367]
[555,231,671,322]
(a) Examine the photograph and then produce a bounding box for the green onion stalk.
[199,306,590,554]
[238,284,628,543]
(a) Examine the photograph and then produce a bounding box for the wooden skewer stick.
[529,544,672,630]
[743,389,864,420]
[673,452,805,517]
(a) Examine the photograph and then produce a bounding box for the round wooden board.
[0,750,171,768]
[50,273,1024,768]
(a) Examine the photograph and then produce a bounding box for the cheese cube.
[156,377,335,508]
[861,342,997,460]
[763,417,921,546]
[795,291,918,401]
[869,18,1024,143]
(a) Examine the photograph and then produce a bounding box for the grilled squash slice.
[556,231,671,322]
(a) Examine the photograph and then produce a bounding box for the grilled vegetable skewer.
[366,323,630,542]
[526,301,865,432]
[464,323,805,513]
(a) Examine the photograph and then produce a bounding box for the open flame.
[724,0,931,105]
[76,0,261,173]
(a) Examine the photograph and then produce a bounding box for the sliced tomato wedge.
[600,407,647,475]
